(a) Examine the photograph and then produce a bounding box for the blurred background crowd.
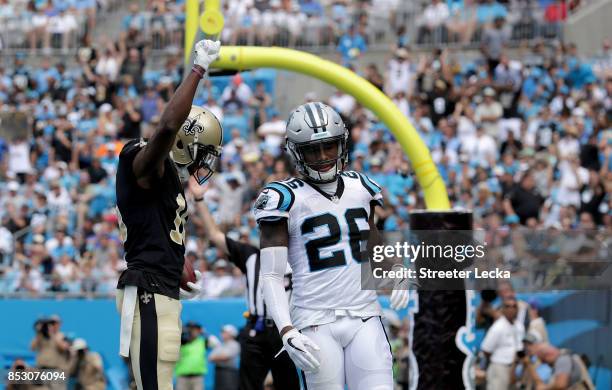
[0,0,610,389]
[0,0,610,298]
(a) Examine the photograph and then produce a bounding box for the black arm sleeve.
[224,236,258,275]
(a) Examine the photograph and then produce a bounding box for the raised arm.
[188,178,228,253]
[132,40,220,187]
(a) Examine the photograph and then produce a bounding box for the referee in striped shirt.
[188,180,299,390]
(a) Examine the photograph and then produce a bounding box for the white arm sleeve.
[260,246,293,332]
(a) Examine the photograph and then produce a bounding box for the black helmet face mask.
[294,137,346,182]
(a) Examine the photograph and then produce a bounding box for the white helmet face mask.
[171,144,220,184]
[176,165,191,183]
[285,102,348,184]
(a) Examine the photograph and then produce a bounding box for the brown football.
[181,259,197,291]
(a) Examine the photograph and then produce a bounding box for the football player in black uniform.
[115,39,222,390]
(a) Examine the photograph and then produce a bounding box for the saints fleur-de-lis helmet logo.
[182,113,206,136]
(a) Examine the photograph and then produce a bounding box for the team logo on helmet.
[182,114,205,136]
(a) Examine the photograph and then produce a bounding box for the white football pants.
[300,316,394,390]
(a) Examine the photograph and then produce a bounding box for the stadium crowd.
[0,0,122,52]
[0,2,610,297]
[0,0,580,53]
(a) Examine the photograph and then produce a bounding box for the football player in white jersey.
[253,102,409,390]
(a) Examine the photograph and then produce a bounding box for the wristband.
[194,197,204,202]
[192,65,205,79]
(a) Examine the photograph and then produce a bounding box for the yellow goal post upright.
[185,0,450,210]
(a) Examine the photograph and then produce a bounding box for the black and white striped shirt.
[225,236,292,318]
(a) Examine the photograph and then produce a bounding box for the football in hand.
[181,259,197,291]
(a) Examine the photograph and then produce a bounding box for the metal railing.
[142,2,579,53]
[410,3,570,49]
[144,10,395,53]
[0,0,123,54]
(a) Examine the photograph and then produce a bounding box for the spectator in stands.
[13,261,44,294]
[557,153,589,208]
[122,4,144,32]
[481,297,525,390]
[222,74,253,109]
[495,55,523,128]
[481,17,509,76]
[366,63,385,91]
[524,342,595,389]
[0,216,12,265]
[446,0,478,44]
[204,260,235,298]
[337,25,367,66]
[26,1,51,52]
[249,81,272,130]
[329,89,356,117]
[386,48,413,97]
[257,111,285,154]
[204,95,224,124]
[117,97,142,139]
[6,136,33,181]
[593,40,612,78]
[417,0,450,45]
[95,42,122,83]
[54,254,78,285]
[476,87,503,138]
[544,0,567,24]
[209,324,240,390]
[67,338,106,390]
[504,170,545,225]
[48,7,78,54]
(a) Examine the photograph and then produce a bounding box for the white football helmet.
[285,102,348,183]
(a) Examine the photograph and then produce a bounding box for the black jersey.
[115,138,187,299]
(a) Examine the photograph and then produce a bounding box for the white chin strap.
[176,166,191,183]
[305,160,339,183]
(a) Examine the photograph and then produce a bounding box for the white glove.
[389,266,417,310]
[180,270,202,300]
[390,286,410,310]
[193,39,220,71]
[276,328,320,372]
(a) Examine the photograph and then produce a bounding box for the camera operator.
[6,358,40,390]
[175,321,213,390]
[67,338,106,390]
[522,342,595,390]
[30,315,69,390]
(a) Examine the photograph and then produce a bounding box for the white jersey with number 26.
[253,171,384,330]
